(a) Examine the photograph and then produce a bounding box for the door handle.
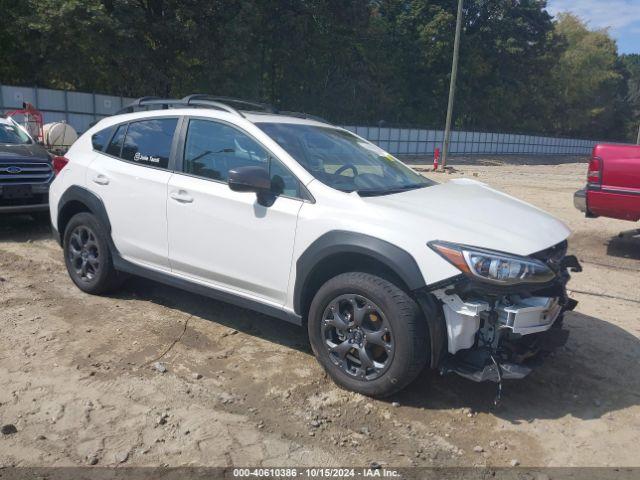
[92,174,109,185]
[170,190,194,203]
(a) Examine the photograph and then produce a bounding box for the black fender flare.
[294,231,447,367]
[293,230,427,315]
[56,186,112,244]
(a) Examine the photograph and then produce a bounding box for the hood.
[361,178,570,256]
[0,143,50,162]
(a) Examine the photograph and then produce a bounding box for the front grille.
[0,161,53,184]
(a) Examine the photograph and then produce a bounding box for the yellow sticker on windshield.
[384,153,396,162]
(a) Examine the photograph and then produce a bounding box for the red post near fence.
[433,147,440,171]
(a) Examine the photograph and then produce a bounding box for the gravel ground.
[0,161,639,469]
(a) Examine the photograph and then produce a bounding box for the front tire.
[308,272,428,397]
[63,212,121,294]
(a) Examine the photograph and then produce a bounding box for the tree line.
[1,0,638,141]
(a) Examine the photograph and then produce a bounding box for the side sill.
[112,254,302,326]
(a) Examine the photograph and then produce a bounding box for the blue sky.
[546,0,640,54]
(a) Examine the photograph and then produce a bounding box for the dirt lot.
[1,161,639,469]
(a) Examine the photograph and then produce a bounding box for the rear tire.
[63,212,122,294]
[308,272,428,397]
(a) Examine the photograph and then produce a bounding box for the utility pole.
[440,0,464,171]
[636,123,640,145]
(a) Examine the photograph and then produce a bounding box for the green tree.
[621,54,640,141]
[0,1,636,141]
[455,0,561,133]
[551,13,628,139]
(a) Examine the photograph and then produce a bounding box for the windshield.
[0,119,32,145]
[256,123,434,195]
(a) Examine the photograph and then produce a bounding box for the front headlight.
[428,241,556,285]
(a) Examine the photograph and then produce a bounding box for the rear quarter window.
[91,127,112,151]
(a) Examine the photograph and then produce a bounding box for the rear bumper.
[574,188,587,214]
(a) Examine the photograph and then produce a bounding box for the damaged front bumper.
[429,256,580,385]
[438,321,571,383]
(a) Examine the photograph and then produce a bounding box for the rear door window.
[121,118,178,169]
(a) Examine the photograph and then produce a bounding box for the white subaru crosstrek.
[49,96,581,398]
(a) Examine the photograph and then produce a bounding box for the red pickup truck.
[574,143,640,222]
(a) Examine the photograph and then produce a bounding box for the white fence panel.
[0,84,619,153]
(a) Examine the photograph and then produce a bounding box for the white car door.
[87,117,180,270]
[167,118,303,305]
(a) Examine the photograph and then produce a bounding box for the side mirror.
[228,166,276,207]
[228,166,271,193]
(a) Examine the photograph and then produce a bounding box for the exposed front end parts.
[429,272,578,405]
[434,291,566,356]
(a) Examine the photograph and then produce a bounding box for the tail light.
[52,156,69,175]
[587,156,601,184]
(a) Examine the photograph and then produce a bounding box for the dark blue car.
[0,116,52,219]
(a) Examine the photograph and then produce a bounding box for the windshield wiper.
[357,184,427,197]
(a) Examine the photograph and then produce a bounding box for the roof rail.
[131,96,161,107]
[179,95,246,118]
[182,94,276,113]
[117,98,184,114]
[117,96,246,118]
[277,111,332,125]
[116,95,331,125]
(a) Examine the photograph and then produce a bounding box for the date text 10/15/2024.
[232,468,401,478]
